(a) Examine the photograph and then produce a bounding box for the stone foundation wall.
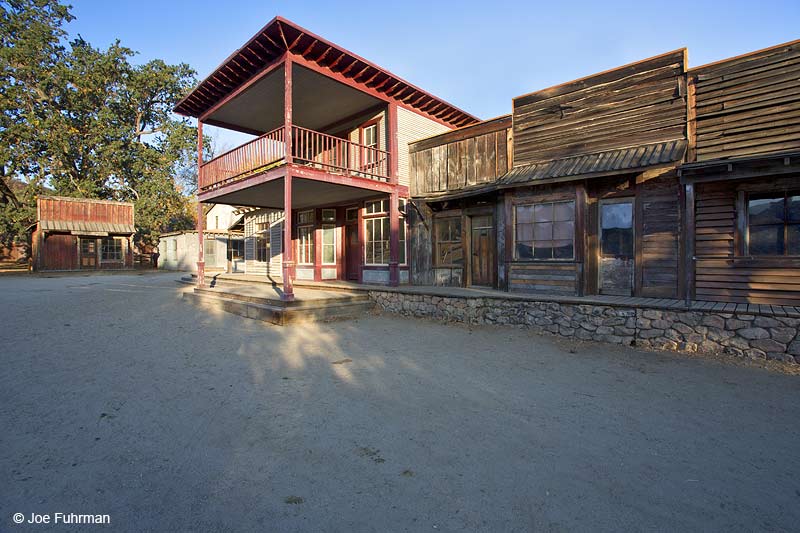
[369,291,800,364]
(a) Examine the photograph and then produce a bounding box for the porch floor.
[196,273,800,318]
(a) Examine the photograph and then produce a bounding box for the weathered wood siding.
[512,50,687,167]
[693,176,800,305]
[509,263,578,294]
[409,116,512,197]
[691,40,800,162]
[638,173,681,298]
[41,234,78,271]
[38,196,134,226]
[398,107,452,188]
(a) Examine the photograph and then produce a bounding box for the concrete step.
[183,288,373,326]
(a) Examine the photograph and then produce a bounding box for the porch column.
[387,103,399,185]
[281,57,295,301]
[389,191,400,286]
[196,120,205,288]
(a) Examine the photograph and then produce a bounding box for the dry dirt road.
[1,273,799,532]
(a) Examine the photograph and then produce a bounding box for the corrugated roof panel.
[497,140,687,186]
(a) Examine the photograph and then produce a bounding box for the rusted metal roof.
[39,220,135,235]
[174,16,478,128]
[497,140,687,186]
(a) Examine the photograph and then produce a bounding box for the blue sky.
[67,0,800,149]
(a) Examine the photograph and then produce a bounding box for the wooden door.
[599,199,634,295]
[80,238,98,269]
[345,224,359,281]
[470,215,494,287]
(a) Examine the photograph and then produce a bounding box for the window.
[435,217,463,266]
[229,239,244,260]
[168,239,177,261]
[600,201,634,258]
[399,217,407,264]
[321,209,336,223]
[346,207,359,222]
[365,217,390,265]
[255,222,270,262]
[361,123,379,166]
[215,215,219,230]
[101,237,122,261]
[322,225,336,264]
[515,200,575,260]
[297,210,314,225]
[365,199,388,215]
[748,193,800,256]
[204,238,216,264]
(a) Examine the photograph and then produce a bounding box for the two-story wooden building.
[409,40,800,306]
[175,16,477,300]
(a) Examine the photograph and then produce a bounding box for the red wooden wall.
[38,197,134,225]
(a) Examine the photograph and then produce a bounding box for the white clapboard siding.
[397,107,451,187]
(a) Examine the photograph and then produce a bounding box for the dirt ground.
[1,273,799,532]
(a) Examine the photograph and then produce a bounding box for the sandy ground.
[1,273,799,532]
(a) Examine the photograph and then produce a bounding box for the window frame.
[746,191,800,257]
[513,199,576,261]
[434,216,463,268]
[101,236,123,262]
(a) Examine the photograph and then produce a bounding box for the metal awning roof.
[174,16,478,128]
[498,139,687,186]
[39,220,135,235]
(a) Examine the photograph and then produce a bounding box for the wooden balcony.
[200,125,391,192]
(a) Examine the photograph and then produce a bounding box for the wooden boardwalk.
[200,273,800,318]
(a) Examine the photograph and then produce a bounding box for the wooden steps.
[182,281,373,326]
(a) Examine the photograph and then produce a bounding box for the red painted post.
[196,120,205,287]
[387,103,399,185]
[389,191,400,286]
[282,57,295,301]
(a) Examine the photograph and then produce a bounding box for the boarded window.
[435,217,463,266]
[515,201,574,260]
[748,193,800,256]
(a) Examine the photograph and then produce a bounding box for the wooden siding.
[638,174,681,297]
[409,116,512,197]
[693,177,800,305]
[691,40,800,162]
[38,196,134,225]
[509,262,577,294]
[512,50,687,167]
[41,234,78,271]
[398,106,452,188]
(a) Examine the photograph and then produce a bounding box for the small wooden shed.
[32,196,135,271]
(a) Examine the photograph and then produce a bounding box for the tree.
[0,0,210,251]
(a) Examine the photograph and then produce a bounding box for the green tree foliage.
[0,0,210,250]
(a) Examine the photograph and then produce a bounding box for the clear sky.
[66,0,800,149]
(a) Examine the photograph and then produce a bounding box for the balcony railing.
[200,125,391,192]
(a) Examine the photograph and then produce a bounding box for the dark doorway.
[599,199,634,295]
[469,215,494,287]
[345,209,360,281]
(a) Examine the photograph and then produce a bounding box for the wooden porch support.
[196,120,205,288]
[282,57,295,301]
[684,182,695,304]
[389,190,400,286]
[388,103,400,286]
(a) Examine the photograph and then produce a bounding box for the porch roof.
[174,16,478,129]
[497,139,687,187]
[39,220,135,235]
